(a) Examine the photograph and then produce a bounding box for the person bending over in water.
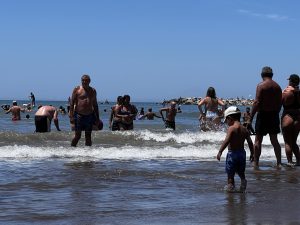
[35,105,61,132]
[217,106,254,192]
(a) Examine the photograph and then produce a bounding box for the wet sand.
[1,160,300,225]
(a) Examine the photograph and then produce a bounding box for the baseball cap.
[224,106,241,121]
[12,100,17,104]
[288,74,299,85]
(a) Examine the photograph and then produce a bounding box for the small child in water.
[217,106,254,192]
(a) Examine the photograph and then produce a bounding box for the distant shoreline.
[0,98,254,106]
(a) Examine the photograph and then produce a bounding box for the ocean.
[1,100,300,225]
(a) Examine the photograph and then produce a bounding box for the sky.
[1,0,300,102]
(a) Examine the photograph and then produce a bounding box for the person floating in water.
[217,106,254,192]
[6,101,25,121]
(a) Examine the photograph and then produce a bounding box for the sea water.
[0,100,300,225]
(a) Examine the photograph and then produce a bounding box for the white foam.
[0,144,281,161]
[119,129,286,146]
[126,130,227,144]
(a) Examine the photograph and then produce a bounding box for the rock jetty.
[161,97,254,106]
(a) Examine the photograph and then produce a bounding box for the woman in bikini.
[281,74,300,166]
[117,95,138,130]
[198,87,225,131]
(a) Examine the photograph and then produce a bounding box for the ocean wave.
[0,144,279,161]
[0,130,286,147]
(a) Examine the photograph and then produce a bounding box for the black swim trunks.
[111,120,121,131]
[165,120,175,130]
[35,115,50,132]
[120,122,134,130]
[255,111,280,135]
[74,112,94,131]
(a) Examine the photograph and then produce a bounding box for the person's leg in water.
[254,135,263,167]
[71,131,82,147]
[237,171,247,192]
[292,131,300,165]
[225,174,235,192]
[282,115,296,166]
[85,131,92,146]
[269,134,281,166]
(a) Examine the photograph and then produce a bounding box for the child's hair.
[228,113,241,121]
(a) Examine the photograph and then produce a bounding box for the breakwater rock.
[162,97,254,106]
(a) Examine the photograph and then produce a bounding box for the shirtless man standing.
[69,74,100,146]
[35,105,61,132]
[160,102,177,130]
[6,101,25,121]
[250,66,282,167]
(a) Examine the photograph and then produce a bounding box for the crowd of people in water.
[2,66,300,192]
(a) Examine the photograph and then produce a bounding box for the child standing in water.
[217,106,254,192]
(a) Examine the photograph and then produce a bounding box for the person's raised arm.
[5,108,11,114]
[154,113,162,118]
[159,108,166,121]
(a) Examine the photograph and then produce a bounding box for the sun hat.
[224,106,241,120]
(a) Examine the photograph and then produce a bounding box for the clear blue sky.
[1,0,299,102]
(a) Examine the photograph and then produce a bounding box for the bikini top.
[119,107,131,116]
